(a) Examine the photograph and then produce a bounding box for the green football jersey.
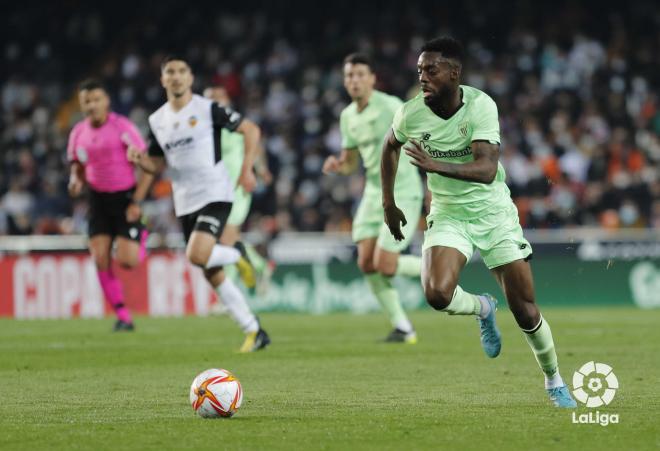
[340,90,422,199]
[221,129,244,186]
[392,85,511,219]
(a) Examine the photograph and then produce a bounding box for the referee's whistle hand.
[126,146,142,164]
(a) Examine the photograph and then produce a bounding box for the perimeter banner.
[0,249,657,318]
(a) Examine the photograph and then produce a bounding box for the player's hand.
[68,177,84,197]
[384,203,407,241]
[257,166,273,186]
[126,145,142,165]
[238,169,257,193]
[322,155,341,174]
[404,140,437,173]
[126,202,142,223]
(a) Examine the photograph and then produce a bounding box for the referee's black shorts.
[88,187,144,242]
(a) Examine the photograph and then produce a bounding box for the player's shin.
[522,316,564,388]
[205,244,241,269]
[442,285,482,316]
[215,278,259,334]
[365,273,412,333]
[395,255,422,278]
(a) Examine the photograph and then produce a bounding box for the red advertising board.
[0,252,218,318]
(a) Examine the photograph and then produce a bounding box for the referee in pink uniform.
[67,79,152,331]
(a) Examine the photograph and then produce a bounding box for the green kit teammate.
[204,86,274,295]
[381,37,577,408]
[323,53,424,343]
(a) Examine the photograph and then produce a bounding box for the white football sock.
[478,295,491,319]
[394,318,413,334]
[545,370,565,389]
[206,244,241,269]
[216,278,259,333]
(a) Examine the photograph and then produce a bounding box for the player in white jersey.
[127,56,270,352]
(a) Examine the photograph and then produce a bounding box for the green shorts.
[422,202,532,269]
[352,192,423,253]
[227,187,252,226]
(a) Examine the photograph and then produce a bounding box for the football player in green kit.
[323,54,424,343]
[381,37,576,408]
[204,85,274,296]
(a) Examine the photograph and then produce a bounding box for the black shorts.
[178,202,232,243]
[88,188,144,241]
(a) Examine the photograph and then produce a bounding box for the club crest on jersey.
[188,116,198,127]
[458,121,469,137]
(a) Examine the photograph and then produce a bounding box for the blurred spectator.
[1,1,658,237]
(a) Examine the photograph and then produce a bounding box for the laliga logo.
[571,361,620,426]
[572,361,618,407]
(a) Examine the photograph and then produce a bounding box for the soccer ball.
[189,368,243,418]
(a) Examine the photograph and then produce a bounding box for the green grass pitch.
[0,308,658,450]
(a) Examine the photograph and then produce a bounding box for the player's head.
[418,37,464,106]
[78,78,110,125]
[203,85,231,107]
[343,53,375,101]
[160,55,194,99]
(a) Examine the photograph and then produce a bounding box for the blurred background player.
[127,56,270,352]
[203,85,275,302]
[323,54,424,343]
[67,79,152,331]
[382,37,576,407]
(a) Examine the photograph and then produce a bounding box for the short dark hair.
[78,78,106,92]
[343,53,373,70]
[421,37,465,64]
[161,54,190,71]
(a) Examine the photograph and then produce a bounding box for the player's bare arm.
[235,119,261,193]
[381,129,407,241]
[405,139,498,184]
[67,161,85,197]
[126,172,155,222]
[322,149,359,175]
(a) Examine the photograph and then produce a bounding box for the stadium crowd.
[1,1,659,237]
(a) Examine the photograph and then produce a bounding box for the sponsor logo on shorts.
[197,215,220,227]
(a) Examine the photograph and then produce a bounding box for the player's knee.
[92,253,111,271]
[375,259,397,277]
[423,279,455,310]
[357,255,375,274]
[186,247,209,268]
[117,256,138,270]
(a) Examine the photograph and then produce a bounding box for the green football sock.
[522,316,559,377]
[442,285,481,316]
[245,243,267,274]
[365,273,412,332]
[395,255,422,278]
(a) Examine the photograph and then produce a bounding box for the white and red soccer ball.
[190,369,243,418]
